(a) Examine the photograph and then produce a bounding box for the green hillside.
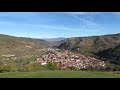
[0,34,47,55]
[94,45,120,65]
[58,33,120,64]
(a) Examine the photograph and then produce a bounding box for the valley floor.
[0,71,120,78]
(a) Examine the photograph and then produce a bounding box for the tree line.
[1,59,120,73]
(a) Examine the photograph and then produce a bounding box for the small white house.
[41,62,47,65]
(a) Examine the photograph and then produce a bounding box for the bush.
[46,62,59,70]
[0,63,17,72]
[105,66,114,71]
[24,63,45,72]
[67,66,79,71]
[113,65,120,71]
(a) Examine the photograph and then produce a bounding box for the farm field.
[0,71,120,78]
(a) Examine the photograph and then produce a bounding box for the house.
[41,62,47,65]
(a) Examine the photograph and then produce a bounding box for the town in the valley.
[36,48,108,70]
[0,47,108,70]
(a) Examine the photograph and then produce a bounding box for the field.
[0,71,120,78]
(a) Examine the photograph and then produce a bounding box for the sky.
[0,12,120,38]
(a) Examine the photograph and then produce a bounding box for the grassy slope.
[59,33,120,53]
[0,34,47,55]
[58,33,120,64]
[94,45,120,64]
[0,71,120,78]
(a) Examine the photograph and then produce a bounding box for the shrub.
[46,62,59,70]
[113,65,120,71]
[0,63,17,72]
[24,63,45,72]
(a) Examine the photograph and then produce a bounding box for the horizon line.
[0,33,120,39]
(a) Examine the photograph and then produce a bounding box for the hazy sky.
[0,12,120,38]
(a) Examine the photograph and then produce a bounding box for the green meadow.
[0,71,120,78]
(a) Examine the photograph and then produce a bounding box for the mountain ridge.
[42,37,66,41]
[58,33,120,64]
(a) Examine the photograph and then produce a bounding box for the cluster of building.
[0,48,108,70]
[36,48,107,70]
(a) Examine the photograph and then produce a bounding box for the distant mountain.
[42,37,66,41]
[58,33,120,64]
[18,37,47,43]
